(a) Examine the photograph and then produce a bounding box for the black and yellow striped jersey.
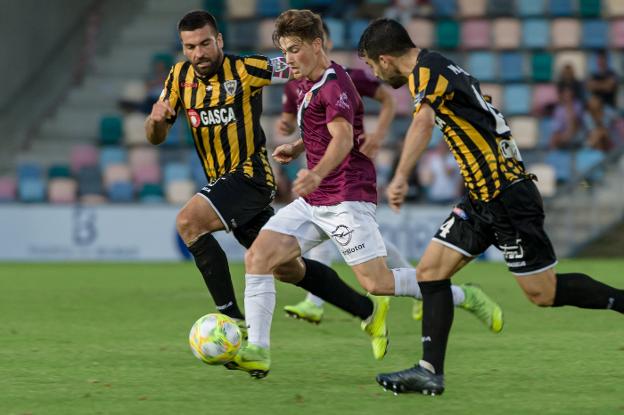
[409,49,528,202]
[161,54,276,189]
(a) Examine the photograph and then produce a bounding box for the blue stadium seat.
[575,148,605,180]
[545,150,573,182]
[431,0,457,17]
[189,152,207,188]
[19,177,46,203]
[516,0,545,16]
[503,84,531,115]
[164,162,191,184]
[500,52,525,82]
[228,21,259,50]
[581,20,609,48]
[324,19,346,49]
[487,0,515,16]
[108,181,134,203]
[522,19,550,48]
[548,0,576,16]
[348,20,370,49]
[99,147,127,169]
[17,162,44,180]
[257,0,282,17]
[537,117,555,149]
[467,52,496,82]
[77,166,103,196]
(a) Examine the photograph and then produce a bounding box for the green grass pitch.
[1,260,623,414]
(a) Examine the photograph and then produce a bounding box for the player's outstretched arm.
[361,84,396,158]
[386,103,436,212]
[145,100,175,145]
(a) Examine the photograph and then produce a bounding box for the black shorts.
[433,179,558,275]
[199,170,275,249]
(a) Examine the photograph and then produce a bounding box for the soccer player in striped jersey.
[145,11,391,345]
[358,18,624,396]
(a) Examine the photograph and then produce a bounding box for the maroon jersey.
[282,67,380,114]
[296,62,377,206]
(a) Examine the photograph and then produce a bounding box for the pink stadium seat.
[508,116,538,149]
[132,163,161,188]
[70,144,99,174]
[0,176,17,201]
[103,164,131,189]
[532,84,558,116]
[492,18,521,50]
[462,20,491,49]
[129,146,159,170]
[406,19,434,48]
[479,83,504,112]
[166,180,196,204]
[48,178,78,204]
[551,19,581,49]
[610,19,624,47]
[458,0,487,17]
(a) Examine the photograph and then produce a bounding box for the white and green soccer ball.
[189,313,242,365]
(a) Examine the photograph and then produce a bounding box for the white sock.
[305,292,325,307]
[244,274,276,348]
[392,268,420,297]
[451,284,465,306]
[384,238,412,268]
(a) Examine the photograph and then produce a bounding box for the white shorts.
[262,198,387,266]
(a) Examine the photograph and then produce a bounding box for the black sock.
[419,279,454,375]
[187,233,244,320]
[297,258,373,320]
[553,273,624,313]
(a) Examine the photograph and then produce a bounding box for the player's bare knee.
[416,262,439,282]
[176,209,196,242]
[245,245,274,274]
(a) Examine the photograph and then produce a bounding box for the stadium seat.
[132,164,161,189]
[487,0,515,16]
[100,115,123,146]
[258,20,276,50]
[100,147,127,169]
[263,85,285,115]
[503,84,531,115]
[548,0,576,16]
[532,84,558,116]
[461,20,491,49]
[389,87,415,116]
[120,81,147,107]
[537,117,555,149]
[324,19,346,49]
[575,148,605,180]
[579,0,602,17]
[458,0,487,17]
[582,20,608,48]
[228,20,259,50]
[527,163,557,197]
[48,178,78,204]
[467,52,496,82]
[70,144,99,174]
[522,19,550,48]
[531,52,553,82]
[17,162,44,180]
[139,183,164,203]
[19,177,46,203]
[124,112,149,146]
[108,181,134,203]
[129,147,159,171]
[480,83,503,109]
[348,20,370,49]
[436,20,460,49]
[77,166,103,197]
[431,0,457,17]
[48,164,71,179]
[606,0,624,16]
[500,52,525,82]
[551,19,581,49]
[545,150,573,182]
[492,18,521,50]
[610,19,624,47]
[0,176,17,202]
[406,19,434,49]
[166,180,196,204]
[164,162,191,184]
[508,117,538,149]
[517,0,545,16]
[228,0,255,18]
[554,51,587,79]
[103,164,132,189]
[256,0,281,17]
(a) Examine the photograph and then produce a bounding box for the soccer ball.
[189,313,242,365]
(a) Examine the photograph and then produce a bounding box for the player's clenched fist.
[272,144,297,164]
[293,169,321,197]
[386,174,409,213]
[150,100,176,123]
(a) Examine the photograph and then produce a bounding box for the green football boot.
[232,318,248,340]
[460,283,504,333]
[412,299,423,321]
[224,344,270,379]
[283,299,324,324]
[361,294,390,360]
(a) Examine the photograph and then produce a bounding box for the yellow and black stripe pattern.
[409,49,526,202]
[161,54,275,188]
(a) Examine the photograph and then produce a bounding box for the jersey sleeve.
[410,54,454,115]
[321,81,355,125]
[159,63,182,124]
[282,81,298,114]
[243,55,291,87]
[348,68,380,99]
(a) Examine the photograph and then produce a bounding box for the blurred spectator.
[587,49,618,108]
[583,94,617,152]
[417,140,462,204]
[557,63,585,102]
[550,86,584,149]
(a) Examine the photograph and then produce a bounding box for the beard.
[192,51,223,78]
[386,74,408,89]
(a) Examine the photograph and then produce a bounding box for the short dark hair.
[357,18,415,61]
[273,9,324,49]
[178,10,219,33]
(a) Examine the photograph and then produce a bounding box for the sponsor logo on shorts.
[501,239,525,261]
[452,207,468,220]
[331,224,353,246]
[507,261,526,267]
[342,243,365,256]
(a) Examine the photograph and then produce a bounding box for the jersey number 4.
[438,217,455,238]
